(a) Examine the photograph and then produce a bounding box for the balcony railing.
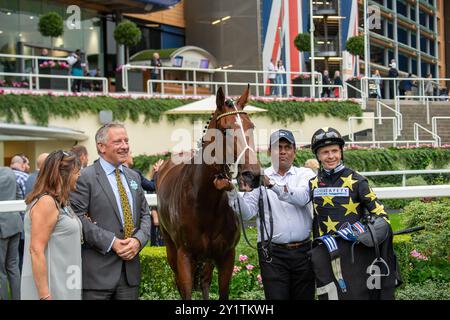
[314,36,339,56]
[313,1,338,15]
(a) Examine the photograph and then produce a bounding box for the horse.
[156,86,262,299]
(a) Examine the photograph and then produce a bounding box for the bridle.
[213,100,256,179]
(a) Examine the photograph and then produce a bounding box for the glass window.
[421,62,428,77]
[388,23,393,39]
[398,27,408,45]
[399,54,409,72]
[410,32,417,48]
[419,11,427,27]
[397,1,408,17]
[411,58,417,74]
[430,40,435,56]
[420,36,428,53]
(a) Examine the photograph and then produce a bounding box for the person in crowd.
[321,70,331,98]
[388,59,399,99]
[214,129,316,300]
[424,73,436,101]
[333,71,343,98]
[268,58,277,96]
[0,167,22,300]
[275,59,285,96]
[69,49,85,92]
[70,122,151,300]
[70,145,89,168]
[304,158,320,175]
[21,150,82,300]
[307,127,400,299]
[401,73,415,100]
[24,153,49,197]
[373,69,382,99]
[10,154,29,272]
[150,52,162,93]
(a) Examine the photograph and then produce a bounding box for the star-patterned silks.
[310,177,319,190]
[341,198,360,216]
[341,174,358,191]
[322,196,335,207]
[364,188,377,202]
[313,203,319,215]
[371,202,387,215]
[322,216,339,233]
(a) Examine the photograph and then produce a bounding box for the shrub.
[345,35,365,57]
[294,33,311,52]
[114,20,142,48]
[38,12,64,38]
[396,280,450,300]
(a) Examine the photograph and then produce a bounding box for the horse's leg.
[176,247,193,299]
[162,232,181,293]
[217,249,235,300]
[200,262,214,300]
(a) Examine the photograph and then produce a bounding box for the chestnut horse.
[156,86,262,299]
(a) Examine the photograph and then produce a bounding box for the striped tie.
[115,168,135,238]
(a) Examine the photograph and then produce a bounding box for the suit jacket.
[24,170,38,197]
[70,159,151,290]
[0,167,23,239]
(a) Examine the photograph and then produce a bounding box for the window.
[420,36,428,54]
[398,27,408,45]
[397,1,408,17]
[410,32,417,48]
[399,54,409,72]
[411,58,417,75]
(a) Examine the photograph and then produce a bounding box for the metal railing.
[413,122,441,147]
[1,184,450,214]
[432,117,450,141]
[360,169,450,187]
[376,100,403,133]
[348,116,399,146]
[395,95,448,125]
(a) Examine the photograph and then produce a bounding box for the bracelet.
[40,294,51,300]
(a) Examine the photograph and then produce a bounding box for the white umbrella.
[164,95,267,115]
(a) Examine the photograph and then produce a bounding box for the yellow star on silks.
[341,174,358,191]
[322,216,339,233]
[310,177,319,190]
[364,188,377,202]
[319,227,324,236]
[383,217,391,225]
[322,196,335,207]
[341,198,360,216]
[371,202,387,215]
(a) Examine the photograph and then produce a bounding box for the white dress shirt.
[227,166,315,244]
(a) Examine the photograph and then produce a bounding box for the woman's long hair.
[25,150,81,206]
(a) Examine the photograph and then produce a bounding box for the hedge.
[0,94,362,126]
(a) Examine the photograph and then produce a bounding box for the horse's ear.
[236,84,250,110]
[216,87,225,111]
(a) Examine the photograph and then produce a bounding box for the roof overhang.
[0,123,88,141]
[61,0,181,13]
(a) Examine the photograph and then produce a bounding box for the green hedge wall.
[0,94,362,126]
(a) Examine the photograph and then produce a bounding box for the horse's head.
[208,85,263,191]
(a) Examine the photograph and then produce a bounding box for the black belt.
[261,239,311,249]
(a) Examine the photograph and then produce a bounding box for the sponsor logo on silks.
[314,187,349,198]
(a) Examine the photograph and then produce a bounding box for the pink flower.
[257,274,262,284]
[410,249,420,258]
[233,266,241,274]
[238,254,248,262]
[0,89,4,95]
[245,264,254,270]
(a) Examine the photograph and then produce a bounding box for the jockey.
[308,127,401,300]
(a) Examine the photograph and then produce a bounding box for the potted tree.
[114,20,143,92]
[292,33,317,97]
[38,12,68,90]
[345,35,365,98]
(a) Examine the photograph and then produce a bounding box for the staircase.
[352,99,450,146]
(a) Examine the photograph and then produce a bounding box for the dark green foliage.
[38,12,64,38]
[293,33,311,52]
[114,20,142,47]
[345,35,365,57]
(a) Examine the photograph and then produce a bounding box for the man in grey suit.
[70,122,151,300]
[0,167,22,300]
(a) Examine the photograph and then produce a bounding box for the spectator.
[10,154,30,272]
[321,70,331,98]
[424,73,436,101]
[21,150,82,300]
[216,129,316,300]
[268,58,277,95]
[439,87,449,101]
[304,158,319,174]
[333,71,343,98]
[401,73,415,100]
[70,122,151,300]
[388,59,399,99]
[372,69,382,99]
[150,52,162,93]
[69,49,85,92]
[275,59,285,96]
[70,145,89,168]
[0,167,22,300]
[24,153,49,197]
